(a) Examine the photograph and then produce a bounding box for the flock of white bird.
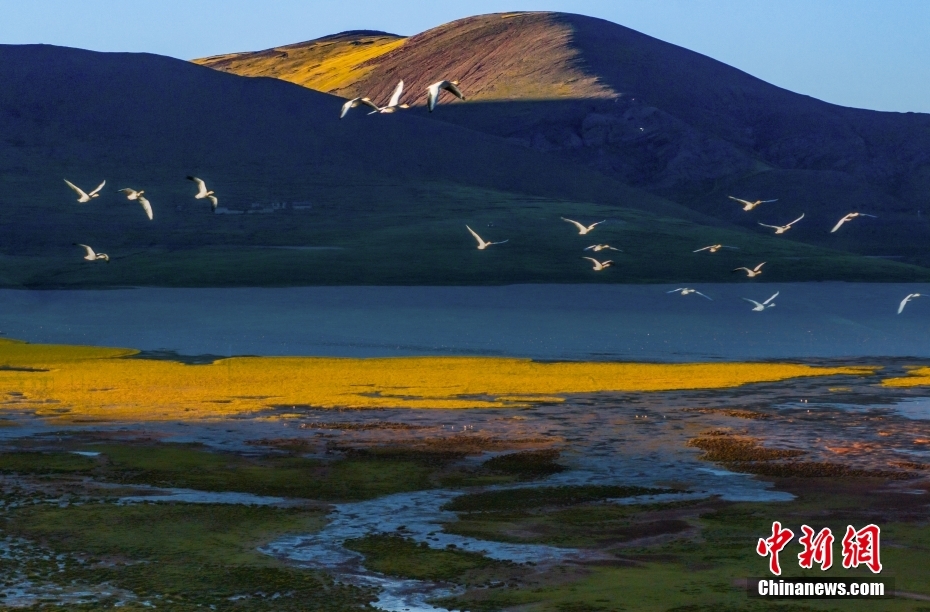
[339,79,464,118]
[62,79,467,261]
[467,192,916,314]
[59,82,919,315]
[63,176,220,262]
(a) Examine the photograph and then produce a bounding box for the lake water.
[0,283,928,361]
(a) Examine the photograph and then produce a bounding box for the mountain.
[195,12,930,265]
[0,43,926,288]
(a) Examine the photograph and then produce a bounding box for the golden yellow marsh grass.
[882,366,930,387]
[0,339,872,421]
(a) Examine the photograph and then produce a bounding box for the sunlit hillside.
[194,30,406,93]
[194,11,930,267]
[193,14,616,103]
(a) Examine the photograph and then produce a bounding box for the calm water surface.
[1,283,929,360]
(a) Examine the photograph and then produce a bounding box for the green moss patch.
[2,502,373,610]
[344,534,510,583]
[0,442,440,501]
[444,485,676,513]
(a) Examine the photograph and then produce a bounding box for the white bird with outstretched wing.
[831,212,877,233]
[65,179,106,203]
[467,225,508,250]
[427,80,465,112]
[743,291,779,311]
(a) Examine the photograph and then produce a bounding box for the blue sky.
[2,0,928,113]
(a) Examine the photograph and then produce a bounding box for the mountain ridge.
[193,11,930,264]
[0,41,927,287]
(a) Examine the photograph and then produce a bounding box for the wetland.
[0,346,929,609]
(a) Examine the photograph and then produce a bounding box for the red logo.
[759,522,882,574]
[841,524,882,574]
[757,521,795,575]
[798,525,834,570]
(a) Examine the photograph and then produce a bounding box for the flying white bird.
[729,196,778,211]
[64,179,106,203]
[583,257,612,271]
[119,188,153,220]
[427,80,465,112]
[758,213,804,235]
[693,244,739,253]
[466,225,508,250]
[733,262,766,278]
[340,97,380,118]
[118,188,143,201]
[898,293,921,314]
[743,291,779,311]
[584,244,620,252]
[187,176,218,210]
[666,287,712,300]
[75,243,109,262]
[562,218,605,235]
[830,212,877,233]
[370,80,410,114]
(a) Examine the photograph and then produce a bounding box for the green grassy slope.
[1,44,927,286]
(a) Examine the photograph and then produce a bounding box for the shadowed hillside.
[1,43,927,288]
[196,12,930,265]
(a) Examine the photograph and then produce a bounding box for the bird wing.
[187,176,208,197]
[119,188,137,199]
[76,244,95,258]
[733,268,750,273]
[667,288,686,293]
[138,196,153,220]
[208,195,218,210]
[583,257,600,265]
[860,213,878,218]
[359,98,381,111]
[441,81,465,99]
[787,213,805,226]
[426,84,440,112]
[830,215,851,233]
[763,291,780,304]
[721,246,740,250]
[466,225,485,246]
[898,296,910,314]
[64,179,89,199]
[754,262,766,271]
[88,180,106,196]
[340,98,359,119]
[757,223,780,230]
[584,245,597,251]
[760,199,779,203]
[387,80,404,107]
[742,298,763,308]
[728,196,752,206]
[693,246,711,252]
[562,218,586,232]
[605,246,620,251]
[694,291,713,301]
[587,220,606,230]
[489,239,509,245]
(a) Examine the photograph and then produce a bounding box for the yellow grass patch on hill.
[0,339,872,421]
[194,34,406,94]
